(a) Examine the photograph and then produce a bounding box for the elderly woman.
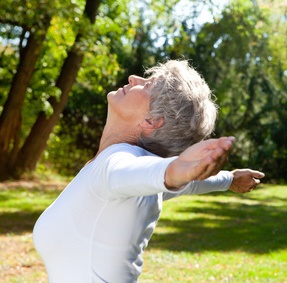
[33,60,264,282]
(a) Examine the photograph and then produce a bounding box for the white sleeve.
[162,170,233,201]
[104,149,177,198]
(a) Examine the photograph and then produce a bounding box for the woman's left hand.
[229,169,265,193]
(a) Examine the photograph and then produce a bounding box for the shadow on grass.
[0,210,43,234]
[0,186,60,235]
[1,186,286,255]
[151,193,287,254]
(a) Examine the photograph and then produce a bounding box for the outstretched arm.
[229,169,265,193]
[164,136,235,190]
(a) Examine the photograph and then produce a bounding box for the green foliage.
[0,0,286,181]
[209,1,287,182]
[41,0,130,174]
[156,0,286,182]
[0,26,18,109]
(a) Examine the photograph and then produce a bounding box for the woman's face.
[107,75,154,124]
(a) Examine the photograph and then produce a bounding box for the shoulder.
[86,143,156,169]
[100,143,155,158]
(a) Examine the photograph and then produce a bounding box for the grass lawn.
[0,180,287,282]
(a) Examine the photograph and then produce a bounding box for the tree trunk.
[14,50,84,174]
[0,26,50,181]
[12,0,102,176]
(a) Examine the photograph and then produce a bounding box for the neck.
[96,121,140,155]
[86,123,139,165]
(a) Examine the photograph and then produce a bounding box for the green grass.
[0,181,287,282]
[141,185,287,282]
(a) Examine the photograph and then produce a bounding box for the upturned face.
[107,75,154,125]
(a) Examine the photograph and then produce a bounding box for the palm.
[165,137,235,190]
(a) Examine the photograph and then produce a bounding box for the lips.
[122,87,126,95]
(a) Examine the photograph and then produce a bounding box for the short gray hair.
[138,59,218,157]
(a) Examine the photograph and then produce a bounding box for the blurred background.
[0,0,286,182]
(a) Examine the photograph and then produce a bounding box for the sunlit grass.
[141,185,287,282]
[0,182,287,282]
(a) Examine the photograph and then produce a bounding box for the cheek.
[127,93,150,109]
[123,97,150,122]
[137,96,150,114]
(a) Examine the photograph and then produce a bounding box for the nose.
[128,75,147,86]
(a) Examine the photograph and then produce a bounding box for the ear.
[140,117,165,129]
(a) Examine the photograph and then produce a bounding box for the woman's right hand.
[229,169,265,193]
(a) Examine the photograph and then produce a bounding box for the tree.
[13,0,102,176]
[165,0,287,182]
[40,0,131,175]
[0,0,52,179]
[0,0,102,180]
[1,0,286,182]
[209,0,287,182]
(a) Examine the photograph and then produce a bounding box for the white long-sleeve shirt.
[33,143,233,283]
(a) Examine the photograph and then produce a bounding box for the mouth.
[122,86,126,95]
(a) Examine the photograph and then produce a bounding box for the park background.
[0,0,286,282]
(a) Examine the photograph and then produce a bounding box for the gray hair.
[138,59,218,157]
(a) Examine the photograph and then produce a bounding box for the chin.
[107,90,115,96]
[107,91,116,101]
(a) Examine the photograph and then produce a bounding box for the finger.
[248,177,263,192]
[253,178,261,185]
[197,155,227,180]
[187,156,218,180]
[203,136,235,152]
[217,136,236,151]
[209,147,230,168]
[209,146,225,161]
[243,169,265,179]
[252,171,265,179]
